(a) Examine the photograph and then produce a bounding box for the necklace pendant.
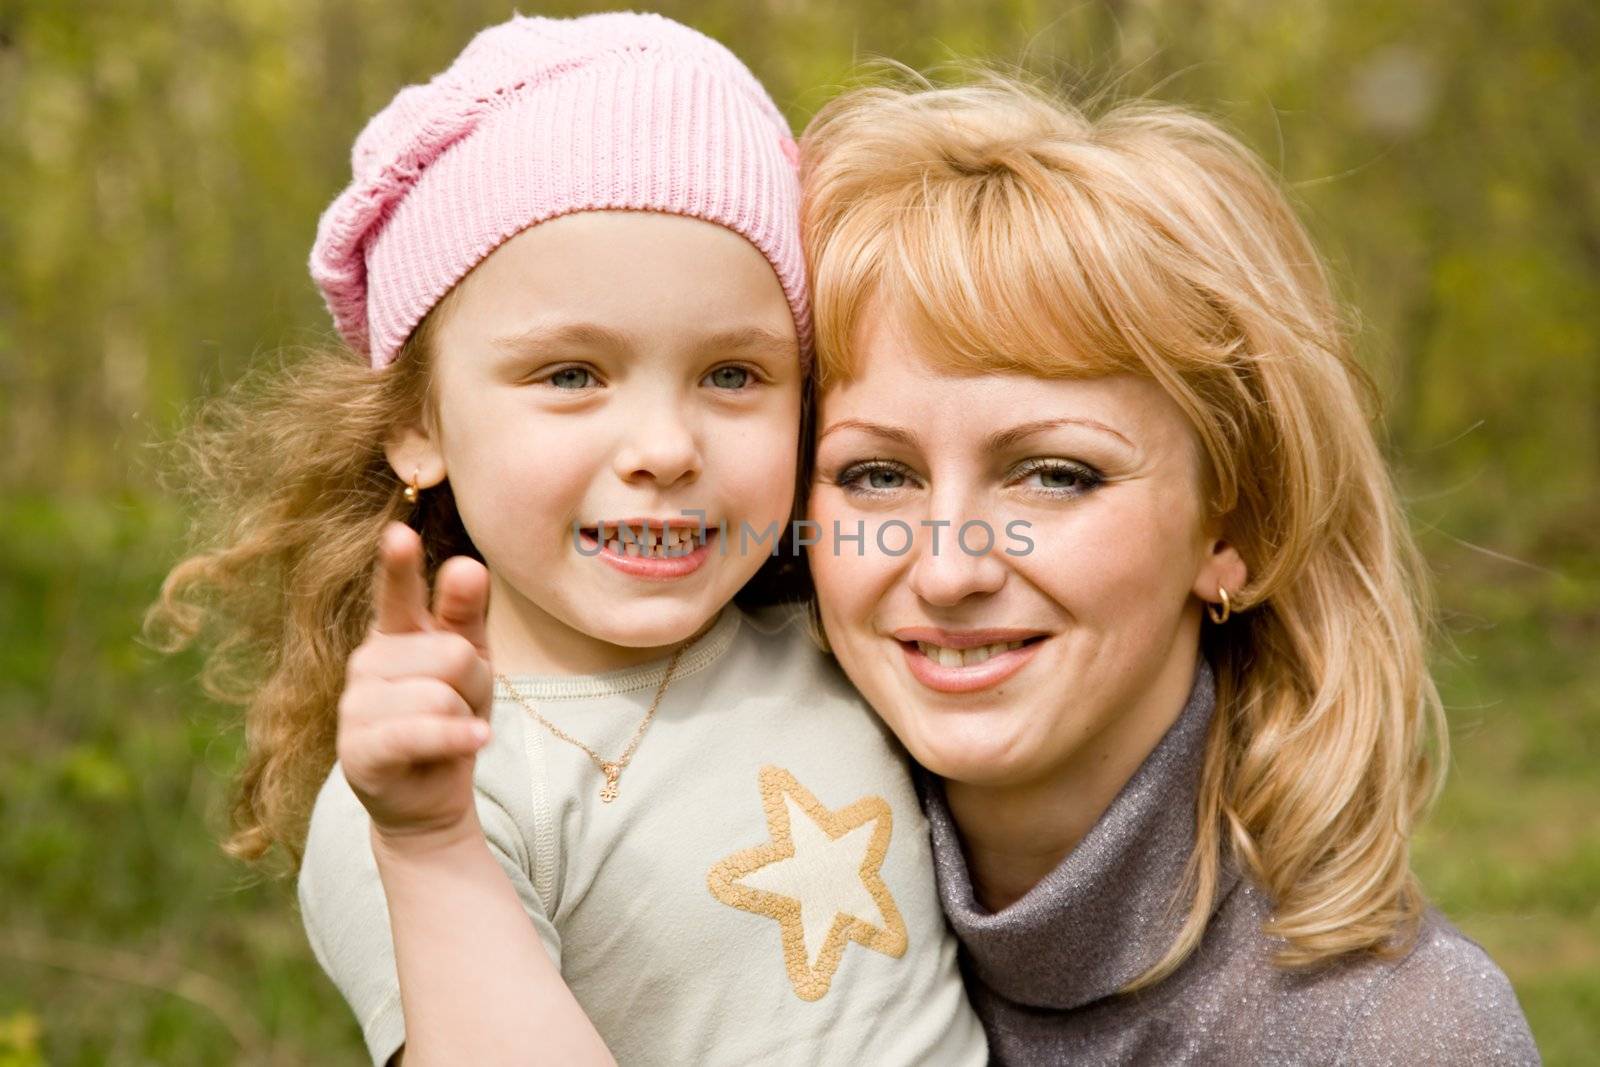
[599,762,621,803]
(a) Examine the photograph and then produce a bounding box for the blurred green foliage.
[1,0,1595,1062]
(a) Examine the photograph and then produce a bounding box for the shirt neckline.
[922,654,1241,1010]
[492,606,742,702]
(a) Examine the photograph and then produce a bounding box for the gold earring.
[402,470,420,504]
[1207,587,1232,625]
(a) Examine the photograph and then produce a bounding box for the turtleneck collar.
[921,655,1239,1011]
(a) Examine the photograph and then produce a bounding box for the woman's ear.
[1192,531,1249,611]
[384,424,447,490]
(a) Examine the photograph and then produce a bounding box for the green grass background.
[2,0,1596,1063]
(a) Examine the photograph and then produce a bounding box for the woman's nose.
[905,514,1008,607]
[611,404,701,487]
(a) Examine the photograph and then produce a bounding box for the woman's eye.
[705,365,752,390]
[1016,460,1102,494]
[545,367,596,390]
[835,461,917,494]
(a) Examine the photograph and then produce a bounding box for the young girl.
[150,13,985,1066]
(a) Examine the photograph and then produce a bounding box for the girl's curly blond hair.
[148,281,811,874]
[145,297,468,871]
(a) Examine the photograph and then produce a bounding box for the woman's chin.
[901,715,1044,788]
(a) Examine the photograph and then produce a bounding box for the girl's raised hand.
[337,522,495,844]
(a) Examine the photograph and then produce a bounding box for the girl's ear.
[384,424,447,489]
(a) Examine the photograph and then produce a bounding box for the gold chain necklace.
[494,643,686,803]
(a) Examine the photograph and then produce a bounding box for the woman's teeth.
[593,524,707,558]
[915,640,1027,668]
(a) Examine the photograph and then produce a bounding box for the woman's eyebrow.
[987,417,1133,451]
[816,419,918,447]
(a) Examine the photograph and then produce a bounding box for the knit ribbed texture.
[310,12,809,369]
[920,657,1542,1065]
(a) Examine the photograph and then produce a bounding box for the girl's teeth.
[915,640,1027,667]
[591,524,707,557]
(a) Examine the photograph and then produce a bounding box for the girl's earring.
[1207,586,1232,625]
[402,470,421,505]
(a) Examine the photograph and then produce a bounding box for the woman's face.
[807,308,1246,790]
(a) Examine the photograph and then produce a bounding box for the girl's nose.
[612,406,701,488]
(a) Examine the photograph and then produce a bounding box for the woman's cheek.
[1008,512,1091,597]
[805,502,858,607]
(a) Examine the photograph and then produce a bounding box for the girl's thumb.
[431,556,491,656]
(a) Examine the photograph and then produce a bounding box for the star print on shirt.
[707,765,908,1001]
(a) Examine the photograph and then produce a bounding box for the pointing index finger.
[432,555,492,658]
[373,522,430,635]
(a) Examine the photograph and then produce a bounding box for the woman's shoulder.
[1215,889,1542,1066]
[1331,908,1540,1065]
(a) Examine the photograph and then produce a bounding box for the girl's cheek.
[725,436,799,499]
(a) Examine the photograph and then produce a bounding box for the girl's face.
[390,211,801,674]
[807,308,1246,791]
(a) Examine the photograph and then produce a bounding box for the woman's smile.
[891,626,1051,693]
[807,309,1228,788]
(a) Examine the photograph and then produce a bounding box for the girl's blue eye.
[706,366,751,390]
[547,367,595,389]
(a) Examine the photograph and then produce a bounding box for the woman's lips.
[898,635,1046,693]
[577,527,717,580]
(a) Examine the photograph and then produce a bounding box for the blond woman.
[799,74,1540,1065]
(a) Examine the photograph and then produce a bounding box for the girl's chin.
[580,608,718,651]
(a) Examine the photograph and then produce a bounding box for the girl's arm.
[338,524,613,1066]
[371,817,613,1067]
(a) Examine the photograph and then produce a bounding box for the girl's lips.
[899,636,1044,693]
[577,527,717,580]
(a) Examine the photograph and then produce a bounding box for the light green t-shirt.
[297,604,987,1066]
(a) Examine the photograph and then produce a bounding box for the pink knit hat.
[310,11,809,369]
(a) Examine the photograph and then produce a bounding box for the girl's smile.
[576,520,720,579]
[386,211,802,676]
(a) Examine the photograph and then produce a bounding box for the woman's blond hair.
[800,72,1448,982]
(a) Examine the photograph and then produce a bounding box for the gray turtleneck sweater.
[921,658,1541,1065]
